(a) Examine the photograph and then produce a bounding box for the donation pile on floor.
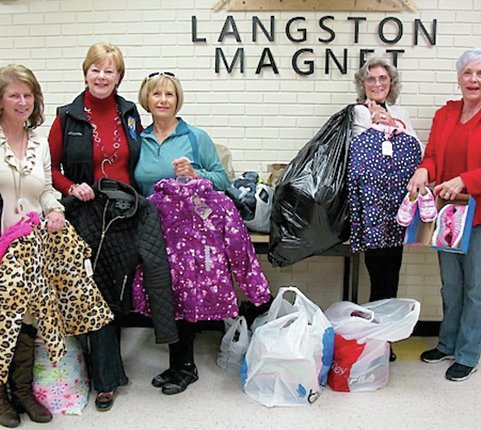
[217,286,420,407]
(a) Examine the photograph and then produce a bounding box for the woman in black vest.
[48,43,142,412]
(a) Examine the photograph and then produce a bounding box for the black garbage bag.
[268,104,355,267]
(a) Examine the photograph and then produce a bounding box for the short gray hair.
[456,48,481,76]
[354,57,401,105]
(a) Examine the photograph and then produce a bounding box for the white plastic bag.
[347,338,389,392]
[329,335,389,392]
[244,184,275,233]
[250,312,268,334]
[217,316,250,375]
[325,298,421,343]
[33,336,89,415]
[250,296,293,333]
[242,287,334,407]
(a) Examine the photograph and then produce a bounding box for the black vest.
[57,91,142,188]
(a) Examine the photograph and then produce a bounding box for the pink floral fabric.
[148,178,271,322]
[33,337,89,415]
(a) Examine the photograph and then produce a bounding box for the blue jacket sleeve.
[193,128,230,191]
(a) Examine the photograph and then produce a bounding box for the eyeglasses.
[145,71,177,81]
[365,75,391,86]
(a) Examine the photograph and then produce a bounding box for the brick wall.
[1,0,479,319]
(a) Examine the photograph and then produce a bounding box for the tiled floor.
[14,328,480,430]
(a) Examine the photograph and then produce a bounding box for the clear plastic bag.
[328,335,389,392]
[325,298,421,343]
[225,173,275,233]
[242,287,334,407]
[217,316,250,375]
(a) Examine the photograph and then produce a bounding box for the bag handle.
[267,286,318,321]
[329,301,376,323]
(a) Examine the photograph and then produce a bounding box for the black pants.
[169,320,196,370]
[364,245,404,302]
[79,321,128,392]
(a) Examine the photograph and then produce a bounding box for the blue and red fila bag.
[328,334,389,392]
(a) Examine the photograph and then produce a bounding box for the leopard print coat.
[0,219,114,383]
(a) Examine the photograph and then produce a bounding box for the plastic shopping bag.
[238,295,274,328]
[217,316,250,375]
[226,172,275,233]
[33,336,89,415]
[250,295,294,334]
[244,184,274,233]
[325,298,421,343]
[250,312,269,334]
[242,287,334,407]
[328,334,389,392]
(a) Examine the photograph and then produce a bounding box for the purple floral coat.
[148,178,271,322]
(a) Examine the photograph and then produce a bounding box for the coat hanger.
[176,175,193,185]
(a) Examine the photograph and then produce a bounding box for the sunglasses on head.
[146,71,177,81]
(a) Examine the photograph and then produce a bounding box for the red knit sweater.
[49,91,131,195]
[420,100,481,226]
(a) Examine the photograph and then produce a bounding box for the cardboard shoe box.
[404,193,476,254]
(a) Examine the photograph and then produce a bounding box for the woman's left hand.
[172,157,198,179]
[45,211,65,232]
[433,176,465,200]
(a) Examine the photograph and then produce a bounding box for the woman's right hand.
[69,182,95,201]
[407,168,429,195]
[367,101,395,126]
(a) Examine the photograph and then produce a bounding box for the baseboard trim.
[412,321,440,337]
[119,314,441,337]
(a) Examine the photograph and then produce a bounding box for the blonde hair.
[82,42,125,86]
[354,57,401,105]
[138,74,184,115]
[0,64,44,128]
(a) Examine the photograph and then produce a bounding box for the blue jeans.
[437,225,481,367]
[78,321,129,392]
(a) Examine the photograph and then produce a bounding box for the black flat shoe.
[95,391,115,412]
[161,367,198,395]
[151,368,177,388]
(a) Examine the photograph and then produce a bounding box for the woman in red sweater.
[408,48,481,382]
[49,43,141,200]
[48,43,142,411]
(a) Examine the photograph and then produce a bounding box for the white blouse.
[352,103,421,144]
[0,127,63,233]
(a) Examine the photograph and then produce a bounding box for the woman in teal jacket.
[134,71,229,196]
